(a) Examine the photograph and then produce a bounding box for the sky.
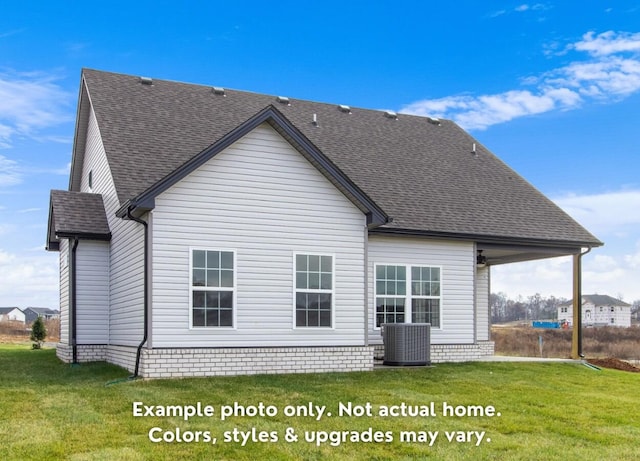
[1,1,639,309]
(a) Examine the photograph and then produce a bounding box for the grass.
[1,345,639,460]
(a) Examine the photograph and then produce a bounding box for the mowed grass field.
[1,345,639,461]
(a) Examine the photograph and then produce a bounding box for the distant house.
[45,69,602,378]
[23,307,60,324]
[0,307,26,323]
[558,295,631,327]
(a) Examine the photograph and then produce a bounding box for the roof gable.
[115,105,388,226]
[80,69,602,248]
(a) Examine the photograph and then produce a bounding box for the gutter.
[126,208,149,378]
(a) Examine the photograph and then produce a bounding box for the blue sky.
[1,1,639,308]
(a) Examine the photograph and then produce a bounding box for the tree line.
[490,293,640,324]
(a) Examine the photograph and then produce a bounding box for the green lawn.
[1,345,638,460]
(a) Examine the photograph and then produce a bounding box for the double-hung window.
[375,264,441,328]
[191,249,235,327]
[295,254,333,327]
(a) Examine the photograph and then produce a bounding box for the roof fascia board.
[68,72,92,193]
[123,105,388,225]
[55,231,112,241]
[370,227,601,250]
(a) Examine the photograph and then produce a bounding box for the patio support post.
[571,247,591,359]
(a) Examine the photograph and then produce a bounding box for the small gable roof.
[72,69,602,249]
[0,307,23,315]
[47,190,111,250]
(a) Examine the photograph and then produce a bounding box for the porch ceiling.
[477,242,583,266]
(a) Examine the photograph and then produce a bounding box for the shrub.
[30,317,47,349]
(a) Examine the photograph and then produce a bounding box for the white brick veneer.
[374,341,495,363]
[56,344,374,378]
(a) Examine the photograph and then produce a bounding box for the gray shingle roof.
[560,295,631,307]
[48,190,111,247]
[77,69,602,247]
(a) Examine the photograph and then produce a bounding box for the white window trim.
[188,247,237,330]
[373,262,443,331]
[292,252,336,329]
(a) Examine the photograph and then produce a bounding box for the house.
[23,307,60,324]
[558,295,631,328]
[0,307,25,323]
[46,69,602,378]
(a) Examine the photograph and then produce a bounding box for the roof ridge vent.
[277,96,290,105]
[212,86,226,96]
[427,117,441,125]
[139,76,153,85]
[338,104,352,113]
[384,110,398,119]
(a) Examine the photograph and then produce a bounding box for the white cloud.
[491,189,640,302]
[0,70,72,148]
[553,190,640,237]
[0,154,21,187]
[401,30,640,130]
[0,249,59,307]
[573,31,640,56]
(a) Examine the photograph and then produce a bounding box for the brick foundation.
[56,344,374,378]
[374,341,495,363]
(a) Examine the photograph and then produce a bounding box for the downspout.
[571,246,592,359]
[364,224,369,346]
[71,238,79,364]
[127,208,148,378]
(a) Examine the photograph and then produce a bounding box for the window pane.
[193,250,206,268]
[296,310,307,327]
[397,266,406,281]
[193,269,206,287]
[219,309,233,327]
[411,266,420,280]
[220,269,233,287]
[296,293,307,310]
[431,268,440,281]
[376,280,385,295]
[319,310,331,327]
[193,308,205,326]
[321,255,332,272]
[206,251,219,268]
[309,272,320,290]
[206,309,219,327]
[206,269,220,287]
[296,272,307,289]
[397,280,406,296]
[296,254,307,271]
[220,251,233,269]
[422,281,431,296]
[386,281,395,295]
[321,273,332,290]
[206,291,219,308]
[220,291,233,309]
[412,281,421,296]
[388,265,396,279]
[376,265,385,279]
[412,299,440,327]
[307,310,319,327]
[319,293,331,310]
[309,255,320,271]
[431,282,440,296]
[193,291,205,308]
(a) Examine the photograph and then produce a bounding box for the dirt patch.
[587,358,640,373]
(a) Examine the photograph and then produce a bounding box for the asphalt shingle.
[79,69,601,247]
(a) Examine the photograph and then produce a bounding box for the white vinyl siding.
[59,239,70,344]
[80,107,143,346]
[76,240,110,344]
[151,123,366,347]
[368,236,474,345]
[475,265,490,341]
